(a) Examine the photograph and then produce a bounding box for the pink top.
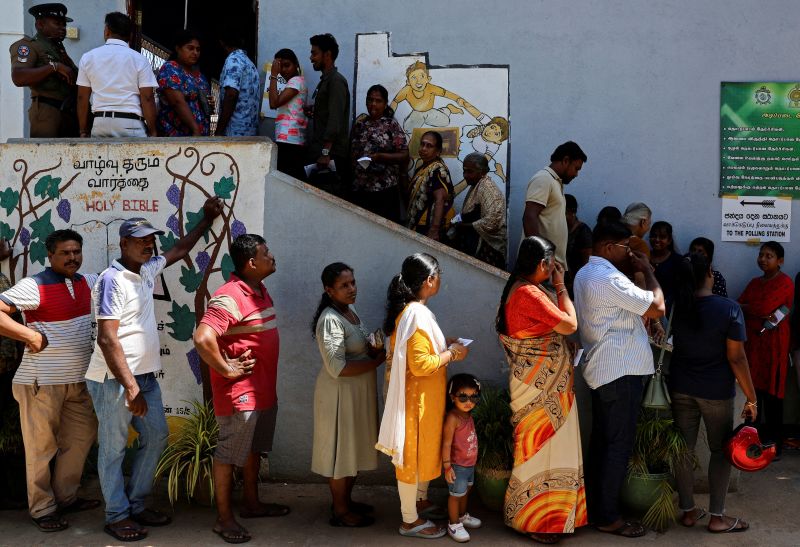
[451,414,478,467]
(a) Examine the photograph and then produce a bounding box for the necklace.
[333,303,358,324]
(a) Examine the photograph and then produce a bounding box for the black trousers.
[352,186,402,224]
[275,142,306,181]
[756,389,784,456]
[587,374,645,526]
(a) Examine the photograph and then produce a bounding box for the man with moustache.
[0,230,100,532]
[194,234,287,544]
[522,141,587,269]
[84,197,222,543]
[10,3,79,137]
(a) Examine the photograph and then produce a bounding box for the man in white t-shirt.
[75,12,157,138]
[522,141,587,269]
[85,197,222,543]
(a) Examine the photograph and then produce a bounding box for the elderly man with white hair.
[621,202,652,259]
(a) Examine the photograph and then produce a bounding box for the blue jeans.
[86,373,168,524]
[586,375,645,526]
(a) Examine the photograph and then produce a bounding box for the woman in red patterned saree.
[496,236,587,544]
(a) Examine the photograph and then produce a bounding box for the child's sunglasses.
[454,393,481,403]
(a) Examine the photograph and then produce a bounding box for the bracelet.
[557,289,567,296]
[745,400,757,407]
[49,61,57,72]
[449,348,460,361]
[554,283,566,288]
[269,75,278,81]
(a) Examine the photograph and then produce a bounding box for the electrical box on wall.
[66,26,79,39]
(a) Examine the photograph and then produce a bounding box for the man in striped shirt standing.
[573,221,665,539]
[0,230,100,533]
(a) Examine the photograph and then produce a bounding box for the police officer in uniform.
[10,3,79,138]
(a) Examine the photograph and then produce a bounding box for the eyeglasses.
[454,393,481,404]
[612,243,631,251]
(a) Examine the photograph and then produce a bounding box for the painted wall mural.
[0,140,269,416]
[354,32,510,201]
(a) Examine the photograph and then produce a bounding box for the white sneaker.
[448,522,470,542]
[459,512,482,529]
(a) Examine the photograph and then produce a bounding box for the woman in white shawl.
[376,253,470,538]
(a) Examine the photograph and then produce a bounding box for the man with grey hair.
[621,202,652,259]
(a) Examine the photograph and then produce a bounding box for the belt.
[32,96,64,109]
[94,111,144,121]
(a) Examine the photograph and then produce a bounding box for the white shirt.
[85,256,166,382]
[76,38,158,115]
[573,256,655,389]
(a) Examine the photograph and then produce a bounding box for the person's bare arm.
[162,88,201,135]
[441,413,458,483]
[215,87,239,135]
[551,263,578,335]
[523,202,544,237]
[139,87,157,137]
[0,301,47,352]
[96,319,147,416]
[162,197,223,267]
[629,251,665,318]
[12,63,74,87]
[193,323,255,379]
[77,85,91,137]
[427,187,447,241]
[727,339,758,421]
[337,352,386,377]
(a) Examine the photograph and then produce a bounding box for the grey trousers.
[670,392,734,515]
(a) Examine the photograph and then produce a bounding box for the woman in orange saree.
[496,236,587,544]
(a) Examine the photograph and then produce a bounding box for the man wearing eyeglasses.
[572,220,665,539]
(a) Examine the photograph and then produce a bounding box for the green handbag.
[642,309,674,410]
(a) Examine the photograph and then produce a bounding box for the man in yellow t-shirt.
[522,141,587,269]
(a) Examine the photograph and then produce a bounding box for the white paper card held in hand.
[457,338,473,347]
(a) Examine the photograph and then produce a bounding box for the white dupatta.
[376,302,446,468]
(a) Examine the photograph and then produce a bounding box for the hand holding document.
[304,159,337,178]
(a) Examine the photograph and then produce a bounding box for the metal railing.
[139,34,220,134]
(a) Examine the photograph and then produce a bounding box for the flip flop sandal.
[131,508,172,527]
[329,512,375,527]
[60,497,101,514]
[709,517,749,533]
[104,523,148,542]
[31,514,68,533]
[680,508,708,527]
[239,503,291,518]
[398,519,446,538]
[597,520,647,538]
[213,526,252,544]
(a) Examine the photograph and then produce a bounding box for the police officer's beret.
[28,3,73,22]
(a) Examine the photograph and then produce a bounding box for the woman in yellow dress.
[377,253,470,539]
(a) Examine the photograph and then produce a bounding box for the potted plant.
[154,399,218,507]
[472,385,514,511]
[620,407,694,532]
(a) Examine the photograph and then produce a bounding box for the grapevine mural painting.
[0,140,269,416]
[354,32,510,203]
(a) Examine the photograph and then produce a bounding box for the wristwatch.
[321,148,330,157]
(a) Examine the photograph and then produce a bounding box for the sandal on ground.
[680,507,707,527]
[529,532,561,544]
[131,507,172,527]
[240,503,291,518]
[597,520,647,538]
[104,522,147,542]
[417,503,447,520]
[709,517,749,533]
[60,497,101,514]
[399,519,446,538]
[213,525,252,544]
[329,511,375,527]
[31,513,68,533]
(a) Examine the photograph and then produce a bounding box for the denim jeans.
[86,373,168,524]
[670,392,733,515]
[587,374,645,526]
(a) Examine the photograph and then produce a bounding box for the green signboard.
[720,82,800,198]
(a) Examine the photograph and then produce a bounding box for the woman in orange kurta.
[377,253,470,539]
[738,241,794,458]
[496,236,587,544]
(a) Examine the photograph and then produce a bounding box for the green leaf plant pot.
[475,465,511,512]
[619,471,674,518]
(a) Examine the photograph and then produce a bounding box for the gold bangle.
[745,401,757,407]
[449,348,459,361]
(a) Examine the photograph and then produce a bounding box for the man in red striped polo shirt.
[194,234,287,544]
[0,230,100,533]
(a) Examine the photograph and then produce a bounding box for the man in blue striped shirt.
[573,221,665,538]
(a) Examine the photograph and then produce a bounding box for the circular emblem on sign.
[754,85,772,105]
[788,85,800,108]
[17,44,30,57]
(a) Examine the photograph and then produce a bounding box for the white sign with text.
[721,195,791,242]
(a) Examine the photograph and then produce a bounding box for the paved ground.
[0,451,797,546]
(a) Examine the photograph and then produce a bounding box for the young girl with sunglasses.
[441,374,482,542]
